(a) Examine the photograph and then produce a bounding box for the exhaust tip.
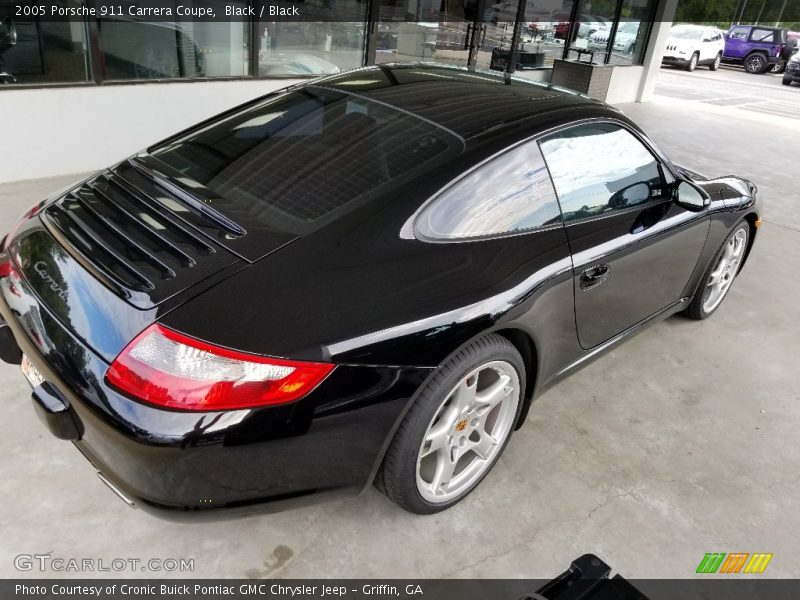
[97,472,136,508]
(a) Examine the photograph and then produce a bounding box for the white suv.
[662,24,725,71]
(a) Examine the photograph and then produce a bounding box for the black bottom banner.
[4,579,800,600]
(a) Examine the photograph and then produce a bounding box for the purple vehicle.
[723,24,786,73]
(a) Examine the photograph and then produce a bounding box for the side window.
[750,28,775,43]
[729,27,749,40]
[415,140,562,240]
[539,123,663,224]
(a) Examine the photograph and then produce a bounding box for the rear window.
[150,87,464,236]
[415,140,562,240]
[750,28,783,43]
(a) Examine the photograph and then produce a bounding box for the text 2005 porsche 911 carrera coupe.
[0,65,761,516]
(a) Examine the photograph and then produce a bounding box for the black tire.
[377,334,525,514]
[783,77,792,86]
[769,60,786,74]
[686,52,699,72]
[744,52,769,74]
[685,221,750,320]
[709,52,722,71]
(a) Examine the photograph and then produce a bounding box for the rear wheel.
[769,60,786,74]
[744,53,769,74]
[686,52,699,72]
[377,334,524,514]
[783,76,792,86]
[686,222,749,320]
[709,52,722,71]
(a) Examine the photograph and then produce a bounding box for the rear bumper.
[0,278,430,520]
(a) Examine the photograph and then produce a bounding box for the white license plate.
[21,354,45,388]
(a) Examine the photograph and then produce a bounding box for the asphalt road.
[655,64,799,119]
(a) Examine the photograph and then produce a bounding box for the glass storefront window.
[581,0,655,66]
[0,1,90,84]
[517,0,579,70]
[374,0,475,68]
[607,0,655,65]
[1,0,656,88]
[99,1,248,80]
[259,4,367,76]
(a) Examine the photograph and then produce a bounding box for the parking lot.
[656,64,800,119]
[1,67,799,581]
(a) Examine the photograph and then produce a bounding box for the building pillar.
[636,0,680,102]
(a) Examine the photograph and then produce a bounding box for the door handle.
[579,264,611,290]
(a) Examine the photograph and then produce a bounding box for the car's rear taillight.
[2,201,45,253]
[106,324,334,411]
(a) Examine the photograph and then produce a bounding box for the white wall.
[605,66,647,104]
[0,79,299,184]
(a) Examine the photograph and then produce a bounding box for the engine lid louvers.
[41,170,240,308]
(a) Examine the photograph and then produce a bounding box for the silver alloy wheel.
[746,54,765,72]
[689,54,698,70]
[702,228,747,314]
[415,360,520,504]
[713,54,721,69]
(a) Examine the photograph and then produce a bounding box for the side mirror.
[674,180,709,211]
[609,181,650,209]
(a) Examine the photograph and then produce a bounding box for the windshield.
[150,87,463,236]
[670,27,703,40]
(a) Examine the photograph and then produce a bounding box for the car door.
[539,121,710,349]
[725,26,750,59]
[700,29,715,61]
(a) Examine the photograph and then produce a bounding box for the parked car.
[662,24,725,71]
[549,13,609,41]
[578,18,609,40]
[0,65,761,517]
[783,51,800,85]
[259,53,341,76]
[723,24,786,73]
[589,20,640,54]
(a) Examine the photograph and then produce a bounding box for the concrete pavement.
[0,77,798,580]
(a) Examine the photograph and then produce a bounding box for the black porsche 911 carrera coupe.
[0,65,761,517]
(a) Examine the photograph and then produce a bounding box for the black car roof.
[311,64,610,141]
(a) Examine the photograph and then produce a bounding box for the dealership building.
[1,0,679,183]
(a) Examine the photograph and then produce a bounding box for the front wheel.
[377,334,524,514]
[783,76,792,86]
[744,53,769,74]
[686,52,699,72]
[686,223,749,320]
